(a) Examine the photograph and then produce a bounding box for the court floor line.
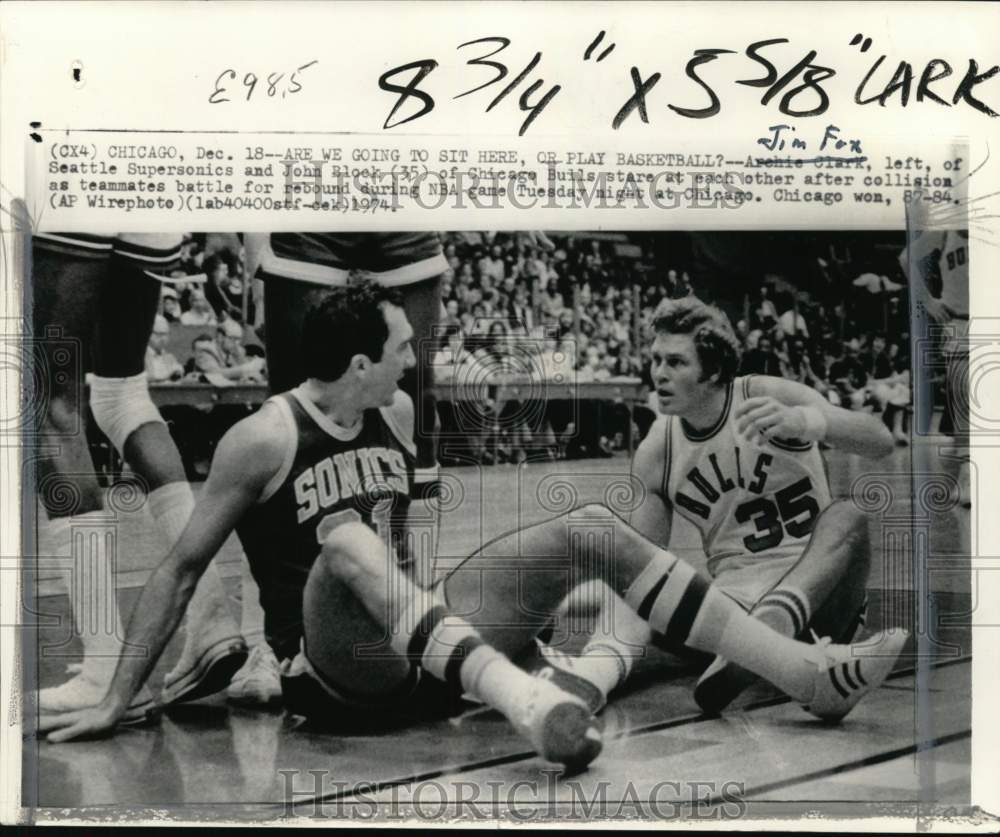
[726,729,971,804]
[294,655,969,811]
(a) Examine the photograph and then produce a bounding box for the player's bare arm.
[739,375,894,459]
[627,415,674,547]
[39,406,287,742]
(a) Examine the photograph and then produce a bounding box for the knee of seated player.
[319,521,389,586]
[818,500,871,570]
[572,503,618,524]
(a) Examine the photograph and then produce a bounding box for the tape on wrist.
[800,406,829,442]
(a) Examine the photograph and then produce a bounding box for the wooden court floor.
[23,438,974,822]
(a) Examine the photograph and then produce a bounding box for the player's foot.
[162,636,248,706]
[226,644,282,707]
[800,630,909,722]
[528,644,607,715]
[508,677,603,770]
[694,655,758,716]
[39,671,158,726]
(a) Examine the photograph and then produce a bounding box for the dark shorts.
[33,233,183,272]
[279,647,464,729]
[264,232,447,287]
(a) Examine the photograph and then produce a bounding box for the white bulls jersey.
[660,375,832,582]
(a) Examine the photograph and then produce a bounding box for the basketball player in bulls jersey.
[623,297,897,713]
[40,282,907,767]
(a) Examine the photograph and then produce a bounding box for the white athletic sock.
[571,588,651,697]
[625,551,819,702]
[149,481,236,642]
[147,480,195,549]
[44,512,128,680]
[751,586,812,638]
[391,596,543,716]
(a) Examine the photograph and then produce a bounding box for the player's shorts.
[278,641,462,727]
[33,233,184,275]
[262,232,447,288]
[711,555,800,611]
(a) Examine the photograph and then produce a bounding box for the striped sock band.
[624,551,711,647]
[392,595,484,692]
[755,587,812,637]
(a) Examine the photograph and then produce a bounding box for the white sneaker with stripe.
[801,630,909,722]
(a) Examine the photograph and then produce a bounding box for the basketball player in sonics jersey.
[41,281,907,766]
[31,232,246,720]
[899,228,971,506]
[228,230,556,704]
[225,232,451,703]
[627,297,897,714]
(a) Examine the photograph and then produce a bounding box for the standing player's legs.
[395,271,444,476]
[91,235,246,705]
[32,236,155,721]
[695,500,871,714]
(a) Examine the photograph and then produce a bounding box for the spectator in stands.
[740,334,783,376]
[442,298,461,332]
[880,342,912,445]
[828,339,869,409]
[778,291,811,337]
[179,235,204,273]
[218,320,265,381]
[430,326,472,462]
[752,284,778,328]
[431,326,471,380]
[180,289,217,326]
[187,323,265,384]
[784,335,829,398]
[734,318,752,349]
[479,244,506,283]
[860,333,893,382]
[160,286,182,324]
[203,253,248,322]
[508,284,534,333]
[145,315,184,382]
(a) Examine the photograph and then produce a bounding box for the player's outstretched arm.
[739,375,894,459]
[628,416,674,547]
[40,409,285,742]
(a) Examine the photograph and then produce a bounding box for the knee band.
[89,372,165,455]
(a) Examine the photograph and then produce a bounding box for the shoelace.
[242,646,278,679]
[807,630,836,671]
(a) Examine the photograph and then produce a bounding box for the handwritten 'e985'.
[209,61,318,104]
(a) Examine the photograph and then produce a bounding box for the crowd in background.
[141,231,916,472]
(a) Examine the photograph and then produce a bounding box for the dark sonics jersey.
[236,387,416,661]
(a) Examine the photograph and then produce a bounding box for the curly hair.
[301,279,404,382]
[652,297,742,384]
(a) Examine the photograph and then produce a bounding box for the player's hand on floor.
[38,704,121,743]
[735,397,826,444]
